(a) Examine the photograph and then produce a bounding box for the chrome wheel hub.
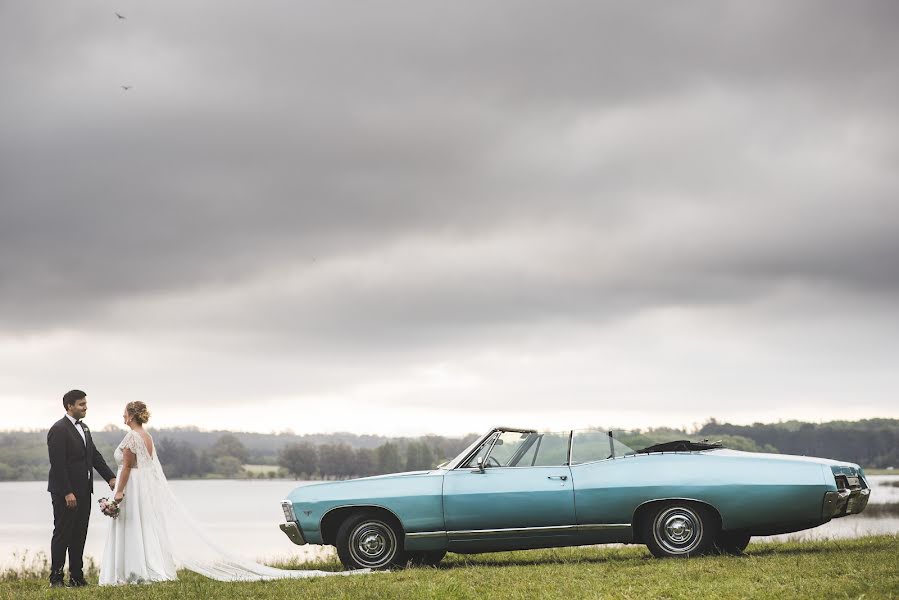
[348,520,396,568]
[653,506,703,554]
[358,531,386,557]
[664,515,693,543]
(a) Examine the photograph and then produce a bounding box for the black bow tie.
[75,420,84,426]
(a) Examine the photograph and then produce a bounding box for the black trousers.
[50,492,91,581]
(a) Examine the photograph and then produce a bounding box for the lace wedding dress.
[99,430,360,585]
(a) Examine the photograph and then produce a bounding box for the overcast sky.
[1,1,897,436]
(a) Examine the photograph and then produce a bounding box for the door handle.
[547,475,568,481]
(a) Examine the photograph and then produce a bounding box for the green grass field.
[3,535,897,599]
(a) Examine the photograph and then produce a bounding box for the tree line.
[698,418,899,468]
[276,440,443,479]
[0,429,477,481]
[155,435,454,479]
[1,418,896,482]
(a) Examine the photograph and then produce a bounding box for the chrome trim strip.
[406,531,449,540]
[460,465,575,471]
[451,525,576,538]
[431,523,632,540]
[577,523,631,532]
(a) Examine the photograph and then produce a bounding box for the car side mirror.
[474,456,485,473]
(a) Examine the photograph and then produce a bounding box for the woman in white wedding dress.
[100,401,361,585]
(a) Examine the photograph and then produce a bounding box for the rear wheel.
[714,531,751,555]
[336,512,406,570]
[641,503,716,558]
[406,550,446,567]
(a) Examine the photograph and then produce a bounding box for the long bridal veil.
[109,431,365,582]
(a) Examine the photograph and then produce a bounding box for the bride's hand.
[114,492,124,503]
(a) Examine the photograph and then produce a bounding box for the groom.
[47,390,117,588]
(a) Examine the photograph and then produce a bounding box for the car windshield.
[442,432,498,470]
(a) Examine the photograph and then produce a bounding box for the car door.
[443,430,575,549]
[567,429,645,543]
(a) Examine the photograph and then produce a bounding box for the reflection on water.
[866,474,899,504]
[1,476,896,569]
[862,503,899,517]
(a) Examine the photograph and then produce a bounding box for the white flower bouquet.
[98,496,123,518]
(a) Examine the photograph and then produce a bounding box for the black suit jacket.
[47,417,116,496]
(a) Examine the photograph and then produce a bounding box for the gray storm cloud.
[1,1,897,431]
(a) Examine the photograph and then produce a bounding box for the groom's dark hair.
[63,389,87,409]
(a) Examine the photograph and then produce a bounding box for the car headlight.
[281,500,297,522]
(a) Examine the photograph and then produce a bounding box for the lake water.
[2,476,896,569]
[0,479,334,570]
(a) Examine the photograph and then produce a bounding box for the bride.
[99,401,361,585]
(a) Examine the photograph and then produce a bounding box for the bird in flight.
[115,12,126,20]
[121,85,132,91]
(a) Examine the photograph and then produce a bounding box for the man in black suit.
[47,390,117,587]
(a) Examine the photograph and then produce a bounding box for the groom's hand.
[65,493,77,510]
[108,478,116,491]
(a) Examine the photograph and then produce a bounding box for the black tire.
[406,550,446,567]
[641,502,716,558]
[713,531,751,555]
[335,512,406,570]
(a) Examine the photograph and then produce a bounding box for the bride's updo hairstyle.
[126,401,151,425]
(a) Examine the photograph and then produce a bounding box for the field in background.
[866,468,898,476]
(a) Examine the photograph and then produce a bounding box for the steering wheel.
[484,455,501,468]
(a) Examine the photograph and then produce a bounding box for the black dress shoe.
[49,579,65,588]
[68,579,89,587]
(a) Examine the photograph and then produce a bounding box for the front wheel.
[336,512,406,570]
[641,503,716,558]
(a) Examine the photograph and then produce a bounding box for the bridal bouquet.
[98,496,123,518]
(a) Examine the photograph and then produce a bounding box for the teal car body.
[278,427,870,567]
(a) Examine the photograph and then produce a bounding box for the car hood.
[303,469,439,486]
[347,469,440,481]
[288,469,445,505]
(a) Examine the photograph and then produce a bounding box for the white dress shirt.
[65,413,86,444]
[65,413,91,479]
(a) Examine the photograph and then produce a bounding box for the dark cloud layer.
[1,1,897,430]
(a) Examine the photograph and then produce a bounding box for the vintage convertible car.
[278,427,870,569]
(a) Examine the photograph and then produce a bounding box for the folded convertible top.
[637,440,723,453]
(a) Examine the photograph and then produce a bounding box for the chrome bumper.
[823,487,871,519]
[280,521,307,545]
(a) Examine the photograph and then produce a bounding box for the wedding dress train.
[99,430,360,585]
